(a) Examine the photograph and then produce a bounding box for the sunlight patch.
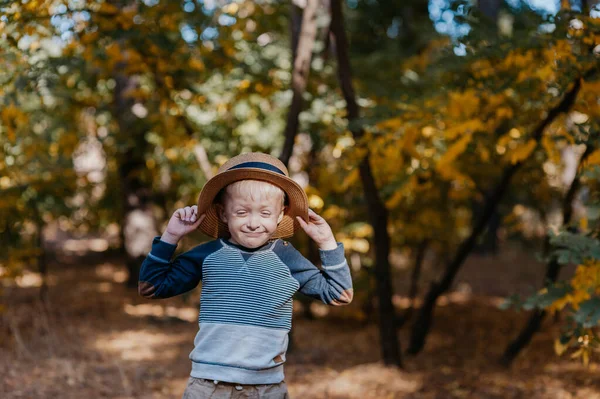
[123,303,197,322]
[94,330,183,361]
[15,271,43,288]
[95,263,128,283]
[289,364,422,398]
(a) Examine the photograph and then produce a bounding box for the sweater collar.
[220,238,276,253]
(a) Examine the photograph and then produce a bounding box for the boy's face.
[219,181,285,248]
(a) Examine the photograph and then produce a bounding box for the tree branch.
[407,71,589,356]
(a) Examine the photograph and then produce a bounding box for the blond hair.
[222,180,285,207]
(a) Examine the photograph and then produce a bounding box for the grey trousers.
[182,377,290,399]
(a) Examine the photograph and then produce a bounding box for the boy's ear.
[215,204,227,223]
[276,207,286,224]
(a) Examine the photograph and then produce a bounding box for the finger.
[181,208,188,221]
[174,208,184,220]
[190,208,200,222]
[183,207,192,221]
[296,216,309,231]
[308,212,322,223]
[192,213,205,227]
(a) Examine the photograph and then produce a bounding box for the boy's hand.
[161,205,205,245]
[296,209,338,251]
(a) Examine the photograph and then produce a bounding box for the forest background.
[2,0,600,397]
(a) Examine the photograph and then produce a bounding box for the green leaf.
[522,284,571,311]
[573,297,600,328]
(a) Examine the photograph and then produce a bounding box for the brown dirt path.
[1,250,598,398]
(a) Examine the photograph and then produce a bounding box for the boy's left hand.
[296,209,338,251]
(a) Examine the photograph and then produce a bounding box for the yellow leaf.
[376,117,402,131]
[444,120,484,140]
[570,348,583,359]
[554,338,569,356]
[105,43,123,66]
[479,146,490,162]
[337,169,359,191]
[99,3,119,14]
[117,10,136,30]
[385,176,417,208]
[536,64,555,81]
[510,139,537,164]
[495,107,514,120]
[164,148,177,160]
[439,164,475,189]
[81,31,99,45]
[238,79,251,90]
[189,58,205,72]
[586,149,600,166]
[436,132,473,170]
[447,90,480,119]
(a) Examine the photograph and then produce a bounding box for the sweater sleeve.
[138,237,221,299]
[273,240,353,306]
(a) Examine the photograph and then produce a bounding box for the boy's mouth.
[244,232,264,237]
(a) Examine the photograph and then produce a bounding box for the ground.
[1,244,599,399]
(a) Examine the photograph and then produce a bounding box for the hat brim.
[196,168,309,239]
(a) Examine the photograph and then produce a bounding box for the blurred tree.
[339,4,600,355]
[3,0,599,367]
[501,143,596,366]
[1,1,81,294]
[330,0,402,367]
[346,0,435,56]
[2,0,308,284]
[279,0,320,166]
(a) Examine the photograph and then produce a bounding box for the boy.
[138,152,353,398]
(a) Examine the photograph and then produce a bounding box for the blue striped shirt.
[138,236,353,384]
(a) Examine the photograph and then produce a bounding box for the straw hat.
[196,152,309,238]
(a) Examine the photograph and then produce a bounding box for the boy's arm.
[274,240,353,306]
[138,237,214,299]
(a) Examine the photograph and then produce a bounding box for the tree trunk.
[330,0,402,367]
[407,76,584,355]
[279,0,320,166]
[192,143,214,180]
[396,240,428,328]
[500,145,594,366]
[108,0,159,287]
[472,201,500,255]
[285,0,320,353]
[35,216,48,303]
[581,0,599,13]
[290,2,302,62]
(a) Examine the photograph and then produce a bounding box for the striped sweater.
[138,237,353,384]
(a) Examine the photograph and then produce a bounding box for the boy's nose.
[246,214,260,229]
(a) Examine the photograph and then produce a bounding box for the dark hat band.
[228,161,285,176]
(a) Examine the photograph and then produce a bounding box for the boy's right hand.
[161,205,205,245]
